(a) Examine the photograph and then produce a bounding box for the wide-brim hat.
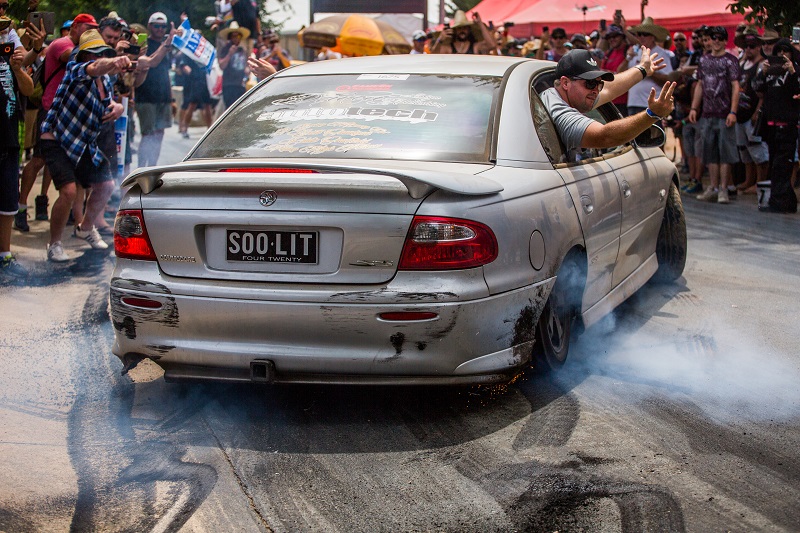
[734,26,763,48]
[761,28,780,44]
[219,21,250,40]
[78,29,116,57]
[629,17,669,42]
[450,10,472,29]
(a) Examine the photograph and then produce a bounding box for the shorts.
[0,148,20,215]
[735,121,769,164]
[682,121,702,158]
[137,102,172,136]
[39,140,112,191]
[699,117,739,165]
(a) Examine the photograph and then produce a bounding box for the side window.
[588,103,628,156]
[530,90,566,164]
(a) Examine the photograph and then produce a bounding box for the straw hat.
[220,21,250,40]
[629,17,669,42]
[734,26,763,48]
[450,10,472,29]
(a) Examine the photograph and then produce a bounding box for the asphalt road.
[1,129,799,532]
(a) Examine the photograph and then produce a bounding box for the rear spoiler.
[121,161,503,199]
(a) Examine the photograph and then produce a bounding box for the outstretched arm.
[581,82,675,148]
[596,45,665,107]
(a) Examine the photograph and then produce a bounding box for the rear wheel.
[653,181,687,283]
[534,260,581,372]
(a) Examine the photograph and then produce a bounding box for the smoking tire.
[533,260,580,372]
[652,181,687,283]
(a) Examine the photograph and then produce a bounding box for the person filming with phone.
[751,38,800,213]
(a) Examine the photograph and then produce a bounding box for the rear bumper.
[110,267,554,385]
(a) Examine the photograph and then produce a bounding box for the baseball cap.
[606,24,623,36]
[78,28,116,57]
[61,19,73,30]
[148,12,168,25]
[708,26,728,40]
[555,49,615,81]
[72,14,99,28]
[412,30,427,42]
[571,33,587,45]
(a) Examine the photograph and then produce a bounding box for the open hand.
[247,56,276,81]
[639,46,666,75]
[647,81,676,118]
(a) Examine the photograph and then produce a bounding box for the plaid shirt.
[41,60,114,167]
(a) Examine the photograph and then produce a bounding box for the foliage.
[728,0,800,35]
[444,0,483,18]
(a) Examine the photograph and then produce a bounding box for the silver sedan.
[110,55,686,384]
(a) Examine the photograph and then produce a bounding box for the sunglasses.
[636,32,653,37]
[710,35,726,41]
[552,35,567,39]
[574,78,604,90]
[0,3,8,9]
[674,37,686,41]
[150,24,168,29]
[745,43,760,49]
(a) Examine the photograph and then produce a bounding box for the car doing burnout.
[110,55,686,385]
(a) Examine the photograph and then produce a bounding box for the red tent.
[468,0,745,39]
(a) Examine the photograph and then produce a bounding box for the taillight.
[398,216,498,270]
[114,210,156,261]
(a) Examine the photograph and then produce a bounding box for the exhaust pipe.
[250,360,276,383]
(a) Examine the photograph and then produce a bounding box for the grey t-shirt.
[541,87,595,162]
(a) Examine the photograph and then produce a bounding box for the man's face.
[762,42,774,55]
[702,34,712,52]
[101,27,122,49]
[673,34,687,52]
[149,21,168,39]
[414,39,426,51]
[455,26,470,42]
[563,76,603,113]
[691,34,702,51]
[709,33,726,52]
[636,33,656,48]
[743,41,761,60]
[70,23,95,43]
[551,34,567,47]
[230,32,242,45]
[606,33,624,49]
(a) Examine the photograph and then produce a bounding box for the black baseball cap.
[708,26,728,40]
[555,49,615,81]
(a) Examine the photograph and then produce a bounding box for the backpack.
[28,57,64,108]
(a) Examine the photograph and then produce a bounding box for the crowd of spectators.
[0,4,798,281]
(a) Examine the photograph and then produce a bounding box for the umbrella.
[299,14,411,56]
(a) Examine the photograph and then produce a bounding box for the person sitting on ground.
[541,48,675,163]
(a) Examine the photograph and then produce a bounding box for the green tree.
[728,0,800,36]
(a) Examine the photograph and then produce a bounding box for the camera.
[0,42,14,58]
[793,26,800,44]
[127,44,141,55]
[505,21,515,27]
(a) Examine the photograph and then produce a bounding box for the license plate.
[226,230,318,264]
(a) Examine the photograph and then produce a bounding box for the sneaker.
[74,225,109,250]
[13,208,29,232]
[717,188,730,204]
[696,188,718,202]
[47,241,70,262]
[681,180,703,194]
[0,255,28,279]
[35,194,49,220]
[181,131,191,139]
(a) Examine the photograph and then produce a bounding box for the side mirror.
[634,123,666,148]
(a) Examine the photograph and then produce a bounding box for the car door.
[530,89,622,311]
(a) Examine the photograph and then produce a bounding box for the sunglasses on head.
[574,78,604,90]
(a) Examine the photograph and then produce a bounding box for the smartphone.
[614,9,622,21]
[127,44,141,55]
[137,33,148,46]
[27,12,56,35]
[600,19,607,31]
[793,26,800,44]
[767,54,787,65]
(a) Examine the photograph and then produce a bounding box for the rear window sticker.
[357,74,410,80]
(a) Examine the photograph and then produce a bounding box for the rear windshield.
[189,74,500,163]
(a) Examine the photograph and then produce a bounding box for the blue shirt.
[41,60,114,167]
